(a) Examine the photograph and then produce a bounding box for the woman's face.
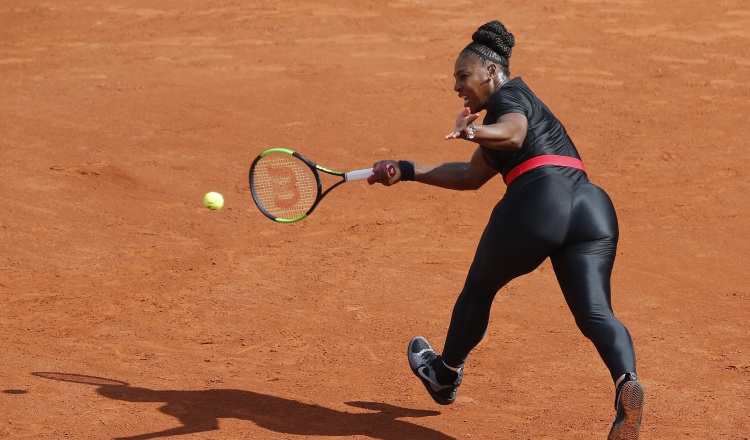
[452,53,496,113]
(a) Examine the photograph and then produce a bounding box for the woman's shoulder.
[485,77,531,116]
[500,77,531,95]
[505,76,526,87]
[489,77,528,100]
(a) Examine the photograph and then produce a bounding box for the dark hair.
[461,20,515,77]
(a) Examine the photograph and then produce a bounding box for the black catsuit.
[441,77,637,381]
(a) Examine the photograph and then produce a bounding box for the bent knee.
[574,312,622,342]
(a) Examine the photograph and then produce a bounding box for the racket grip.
[344,168,374,182]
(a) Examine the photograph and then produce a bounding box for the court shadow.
[32,372,455,440]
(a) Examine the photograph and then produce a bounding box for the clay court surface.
[1,1,749,438]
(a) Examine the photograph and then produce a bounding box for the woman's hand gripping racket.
[249,148,395,223]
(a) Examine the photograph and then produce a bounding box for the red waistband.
[504,155,585,185]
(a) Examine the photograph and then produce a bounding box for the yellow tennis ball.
[203,192,224,210]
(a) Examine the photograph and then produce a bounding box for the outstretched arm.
[367,147,497,191]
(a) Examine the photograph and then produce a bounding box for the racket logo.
[266,165,301,209]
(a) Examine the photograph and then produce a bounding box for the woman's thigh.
[464,174,576,294]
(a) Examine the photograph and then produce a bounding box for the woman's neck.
[493,76,509,93]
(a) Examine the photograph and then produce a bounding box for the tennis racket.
[249,148,393,223]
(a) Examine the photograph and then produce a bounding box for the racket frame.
[250,148,356,223]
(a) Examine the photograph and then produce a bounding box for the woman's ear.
[487,63,497,78]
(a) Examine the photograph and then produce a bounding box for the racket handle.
[344,168,373,182]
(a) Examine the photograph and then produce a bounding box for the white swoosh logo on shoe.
[417,366,451,391]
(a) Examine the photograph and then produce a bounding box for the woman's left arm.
[446,109,528,151]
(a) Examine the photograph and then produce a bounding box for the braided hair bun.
[472,21,515,59]
[462,20,515,75]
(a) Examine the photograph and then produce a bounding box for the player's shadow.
[32,372,455,440]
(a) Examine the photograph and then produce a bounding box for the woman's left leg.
[552,243,644,439]
[549,181,643,439]
[550,244,636,380]
[549,181,637,380]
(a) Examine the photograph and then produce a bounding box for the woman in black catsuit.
[367,20,644,439]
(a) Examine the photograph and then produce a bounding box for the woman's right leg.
[408,171,577,405]
[411,195,558,404]
[441,174,576,368]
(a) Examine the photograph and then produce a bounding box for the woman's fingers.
[367,161,400,185]
[445,108,480,140]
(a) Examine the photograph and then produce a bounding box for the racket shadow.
[32,372,456,440]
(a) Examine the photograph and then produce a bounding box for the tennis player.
[367,20,644,439]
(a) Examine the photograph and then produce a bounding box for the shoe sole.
[608,380,644,440]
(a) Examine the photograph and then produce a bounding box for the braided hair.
[461,20,515,77]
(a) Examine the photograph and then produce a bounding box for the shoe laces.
[420,349,437,362]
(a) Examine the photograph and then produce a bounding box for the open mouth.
[459,93,470,107]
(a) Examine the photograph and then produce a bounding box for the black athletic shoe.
[608,373,645,440]
[407,336,462,405]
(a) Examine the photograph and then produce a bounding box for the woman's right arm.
[368,147,497,191]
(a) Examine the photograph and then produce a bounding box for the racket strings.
[251,153,318,220]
